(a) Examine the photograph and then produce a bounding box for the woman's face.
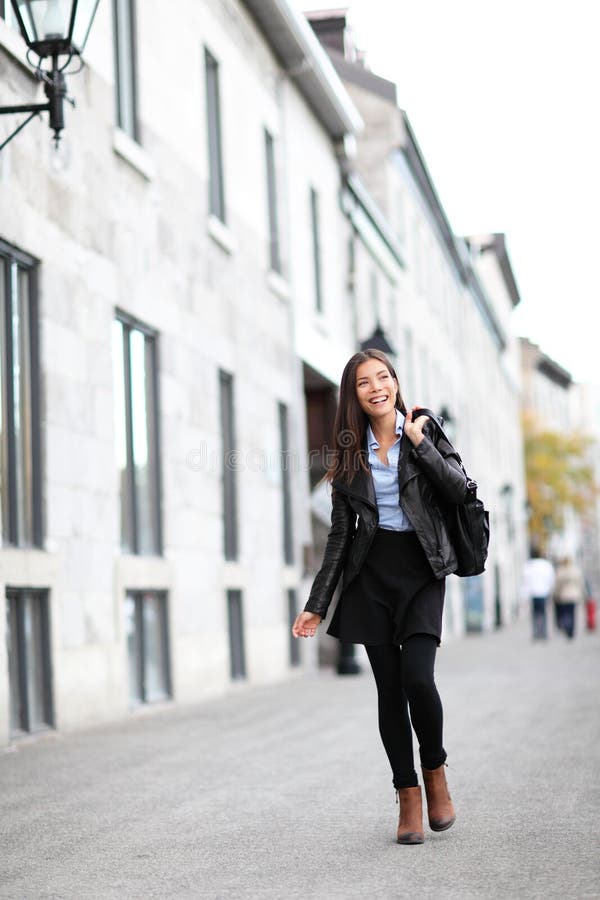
[355,358,398,419]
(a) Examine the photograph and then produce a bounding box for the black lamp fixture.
[438,405,456,443]
[359,322,395,356]
[0,0,100,151]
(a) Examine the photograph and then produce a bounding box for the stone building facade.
[0,0,530,745]
[0,0,365,743]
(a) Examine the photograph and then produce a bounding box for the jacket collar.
[332,429,413,506]
[331,414,440,504]
[333,458,377,507]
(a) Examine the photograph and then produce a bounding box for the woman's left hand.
[403,406,429,447]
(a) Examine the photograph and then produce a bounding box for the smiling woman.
[292,348,470,844]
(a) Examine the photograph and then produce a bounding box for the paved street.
[1,619,599,900]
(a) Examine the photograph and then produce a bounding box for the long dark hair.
[325,349,407,485]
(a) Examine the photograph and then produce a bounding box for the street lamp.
[360,322,395,356]
[0,0,101,151]
[438,406,456,444]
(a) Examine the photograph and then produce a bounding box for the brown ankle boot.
[421,764,456,831]
[396,786,424,844]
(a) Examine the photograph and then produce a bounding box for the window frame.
[219,368,238,561]
[226,588,246,680]
[0,238,42,549]
[278,401,293,565]
[264,128,282,274]
[287,588,300,667]
[114,309,163,556]
[112,0,140,141]
[124,589,172,705]
[6,587,54,736]
[309,187,323,313]
[204,46,226,223]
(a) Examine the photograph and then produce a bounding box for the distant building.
[520,337,600,601]
[520,337,573,432]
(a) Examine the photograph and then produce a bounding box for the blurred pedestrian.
[522,548,555,640]
[553,557,585,640]
[292,349,469,845]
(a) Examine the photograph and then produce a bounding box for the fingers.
[292,612,320,639]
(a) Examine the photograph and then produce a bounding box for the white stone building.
[0,0,533,746]
[0,0,367,743]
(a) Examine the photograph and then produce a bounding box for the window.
[287,588,300,667]
[278,402,293,564]
[205,47,226,222]
[6,588,53,736]
[403,327,416,403]
[124,590,171,704]
[113,313,162,555]
[226,589,246,680]
[0,239,42,548]
[0,2,15,25]
[219,369,238,561]
[309,187,323,312]
[370,270,379,321]
[264,129,281,273]
[113,0,139,140]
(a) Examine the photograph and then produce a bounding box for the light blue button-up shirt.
[367,409,414,532]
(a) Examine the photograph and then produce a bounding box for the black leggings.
[365,635,446,789]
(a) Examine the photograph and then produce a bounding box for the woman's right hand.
[292,611,322,638]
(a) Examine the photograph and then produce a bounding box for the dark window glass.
[219,369,238,561]
[226,589,246,680]
[0,240,42,548]
[6,588,53,735]
[279,402,293,564]
[0,2,14,24]
[113,314,162,556]
[310,187,323,312]
[287,589,300,667]
[205,47,226,222]
[265,129,281,273]
[113,0,139,140]
[124,590,171,705]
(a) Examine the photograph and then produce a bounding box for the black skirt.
[327,529,445,647]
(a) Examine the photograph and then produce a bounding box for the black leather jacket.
[304,417,468,620]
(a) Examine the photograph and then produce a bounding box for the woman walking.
[293,349,468,844]
[553,556,585,639]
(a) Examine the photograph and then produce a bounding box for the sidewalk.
[1,620,599,900]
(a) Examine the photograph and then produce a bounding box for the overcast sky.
[302,0,599,385]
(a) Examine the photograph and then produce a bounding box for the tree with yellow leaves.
[523,411,598,552]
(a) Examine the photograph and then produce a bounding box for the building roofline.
[399,114,507,350]
[466,233,521,307]
[324,45,397,103]
[520,337,572,388]
[343,172,405,275]
[399,112,466,281]
[242,0,363,140]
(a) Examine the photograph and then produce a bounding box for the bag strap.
[412,407,478,497]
